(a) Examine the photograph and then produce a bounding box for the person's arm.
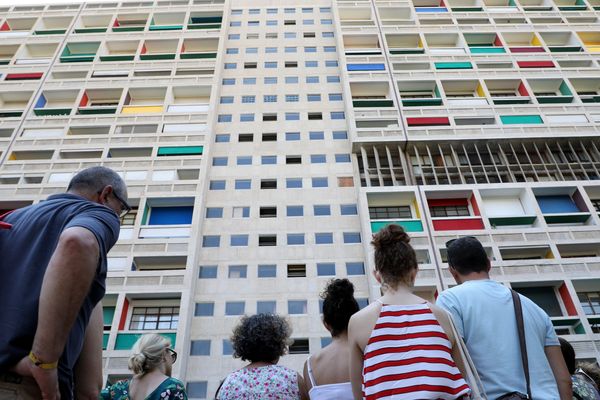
[74,302,104,399]
[545,345,573,400]
[302,360,313,393]
[297,373,309,400]
[348,315,365,400]
[13,227,99,400]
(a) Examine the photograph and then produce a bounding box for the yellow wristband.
[28,351,58,370]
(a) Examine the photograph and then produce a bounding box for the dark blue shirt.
[0,193,120,398]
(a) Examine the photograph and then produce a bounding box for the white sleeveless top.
[306,356,354,400]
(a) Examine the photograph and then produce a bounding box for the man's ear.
[97,185,113,204]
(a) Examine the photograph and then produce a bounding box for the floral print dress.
[217,365,301,400]
[100,377,187,400]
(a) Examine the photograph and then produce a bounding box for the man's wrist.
[28,351,58,370]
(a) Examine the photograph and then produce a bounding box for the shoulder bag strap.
[511,289,532,399]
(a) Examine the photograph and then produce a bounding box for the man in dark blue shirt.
[0,166,128,400]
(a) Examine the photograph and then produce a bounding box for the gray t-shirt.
[0,193,120,399]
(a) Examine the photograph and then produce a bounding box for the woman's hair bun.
[128,352,147,375]
[323,278,354,301]
[371,224,410,250]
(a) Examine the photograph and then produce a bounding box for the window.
[305,61,318,67]
[230,21,241,27]
[317,263,335,276]
[261,179,277,189]
[222,78,235,85]
[343,232,361,244]
[311,154,326,163]
[187,382,207,399]
[265,77,278,84]
[263,114,277,121]
[202,235,220,247]
[285,7,295,13]
[288,300,307,314]
[246,47,258,53]
[370,206,411,219]
[264,95,277,103]
[305,46,317,53]
[289,338,309,354]
[285,47,297,53]
[325,59,338,66]
[314,205,331,216]
[285,62,298,68]
[591,199,600,213]
[190,340,210,356]
[267,8,277,14]
[327,76,340,83]
[341,204,358,215]
[230,235,249,246]
[228,265,247,278]
[286,178,303,188]
[198,266,217,279]
[307,94,321,102]
[284,20,296,26]
[284,32,296,38]
[287,233,305,245]
[266,20,277,26]
[265,47,277,53]
[320,7,331,12]
[225,301,245,316]
[235,179,251,190]
[312,177,328,187]
[346,262,365,275]
[237,156,252,165]
[302,7,313,12]
[329,93,343,101]
[194,302,214,316]
[287,206,303,217]
[429,205,470,218]
[286,155,302,164]
[243,77,256,85]
[224,63,236,70]
[578,292,600,315]
[249,8,260,14]
[226,48,239,54]
[286,113,300,121]
[232,207,250,218]
[315,233,333,244]
[304,32,316,38]
[228,34,240,40]
[238,133,253,142]
[212,157,227,166]
[258,264,277,278]
[331,112,345,120]
[248,21,259,27]
[286,95,299,102]
[218,114,232,123]
[265,62,277,68]
[259,235,277,246]
[222,340,233,356]
[262,133,277,141]
[206,207,223,218]
[287,264,306,277]
[303,19,314,25]
[260,207,277,218]
[257,301,276,314]
[265,33,277,39]
[306,76,319,84]
[335,154,351,163]
[231,9,242,15]
[285,76,299,84]
[310,131,325,140]
[242,96,255,104]
[220,96,234,104]
[130,306,179,330]
[262,155,277,165]
[215,134,230,143]
[333,130,347,139]
[324,46,336,52]
[286,132,300,140]
[308,113,323,121]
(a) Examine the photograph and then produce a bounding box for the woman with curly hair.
[348,224,470,400]
[216,313,309,400]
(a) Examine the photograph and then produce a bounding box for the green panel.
[0,111,23,118]
[140,54,176,60]
[157,146,204,156]
[582,96,600,103]
[149,25,183,31]
[523,6,553,9]
[187,23,222,29]
[575,323,585,334]
[33,108,71,116]
[549,46,582,52]
[78,107,117,115]
[103,334,109,350]
[559,82,573,96]
[100,55,135,62]
[435,62,473,69]
[0,59,11,65]
[500,115,543,124]
[493,98,531,105]
[402,98,443,107]
[353,99,395,107]
[489,216,537,227]
[452,6,484,10]
[103,307,116,326]
[190,16,222,23]
[113,26,145,32]
[74,28,108,33]
[115,332,176,350]
[470,47,506,53]
[595,6,600,9]
[60,55,95,63]
[371,220,424,233]
[34,29,67,35]
[536,95,573,104]
[142,204,149,225]
[544,213,591,224]
[180,52,217,59]
[390,49,425,54]
[558,5,587,9]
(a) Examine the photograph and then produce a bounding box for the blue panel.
[346,63,386,71]
[415,6,448,11]
[35,94,47,109]
[536,195,580,214]
[149,206,193,225]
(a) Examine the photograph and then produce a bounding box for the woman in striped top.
[348,224,471,400]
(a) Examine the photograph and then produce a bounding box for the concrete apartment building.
[0,0,599,397]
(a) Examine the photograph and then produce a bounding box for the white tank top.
[306,356,354,400]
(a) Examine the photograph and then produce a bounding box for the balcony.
[60,42,99,63]
[351,82,394,108]
[149,12,185,31]
[577,32,600,53]
[528,78,574,104]
[122,87,166,115]
[554,0,588,10]
[74,14,111,33]
[465,33,506,54]
[77,89,122,115]
[99,40,138,62]
[413,0,449,13]
[377,6,414,25]
[188,12,222,29]
[33,16,72,35]
[569,78,600,103]
[139,198,194,238]
[398,80,442,107]
[483,0,520,11]
[447,0,484,11]
[0,18,36,38]
[0,91,32,118]
[480,189,537,228]
[180,38,218,59]
[534,188,591,225]
[442,80,489,106]
[486,79,531,105]
[540,32,583,52]
[502,32,546,53]
[426,191,485,231]
[425,33,466,55]
[367,192,425,233]
[33,90,78,116]
[386,34,424,55]
[167,86,210,113]
[140,39,177,60]
[520,0,555,10]
[112,14,147,32]
[14,43,58,65]
[338,6,376,26]
[344,34,382,56]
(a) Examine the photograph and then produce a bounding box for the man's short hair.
[447,236,489,275]
[67,166,127,200]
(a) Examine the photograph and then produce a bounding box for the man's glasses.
[445,236,477,248]
[112,191,132,219]
[166,348,177,363]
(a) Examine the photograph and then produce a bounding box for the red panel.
[518,82,529,97]
[0,21,9,31]
[79,92,89,107]
[558,283,577,316]
[118,298,129,330]
[493,35,503,47]
[113,19,120,27]
[470,195,481,216]
[407,117,450,127]
[517,61,554,68]
[428,198,468,207]
[510,47,545,53]
[141,44,147,54]
[432,218,484,231]
[181,43,186,53]
[5,73,43,80]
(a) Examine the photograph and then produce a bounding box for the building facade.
[0,0,599,397]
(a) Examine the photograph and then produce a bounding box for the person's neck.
[331,332,349,343]
[381,284,421,303]
[456,271,490,284]
[245,360,277,369]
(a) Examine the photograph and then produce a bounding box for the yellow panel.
[531,35,542,46]
[587,45,600,52]
[545,250,554,259]
[121,105,164,114]
[8,153,16,160]
[412,198,421,219]
[418,36,423,48]
[476,83,485,98]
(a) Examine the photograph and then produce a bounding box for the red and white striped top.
[362,302,470,400]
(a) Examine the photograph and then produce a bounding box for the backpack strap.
[511,290,532,399]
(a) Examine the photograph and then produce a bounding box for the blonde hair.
[128,333,171,376]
